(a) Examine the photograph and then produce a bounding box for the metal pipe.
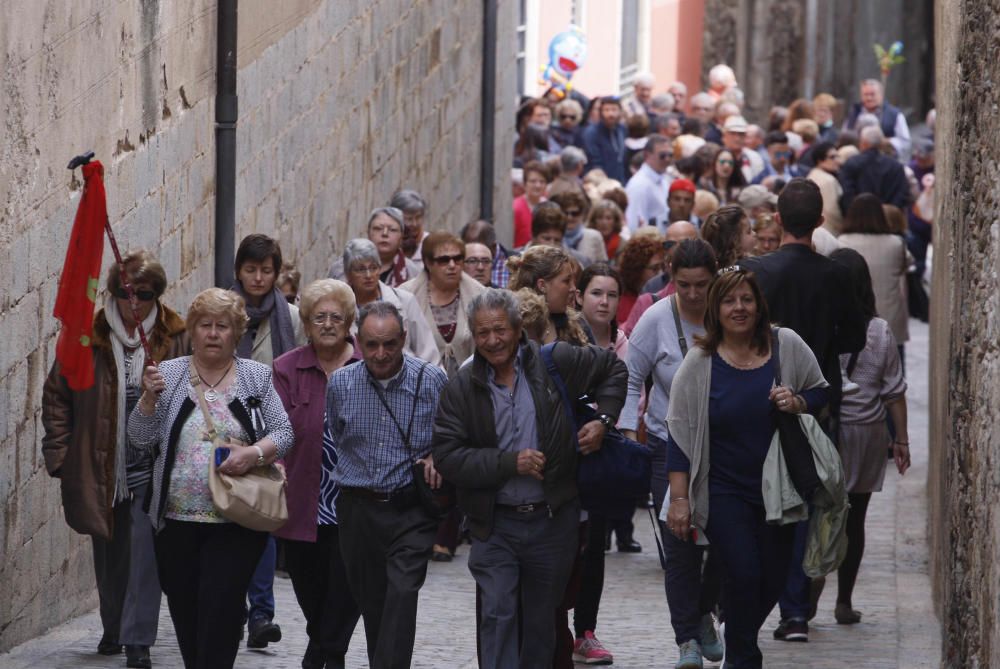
[803,0,818,99]
[479,0,497,224]
[214,0,238,288]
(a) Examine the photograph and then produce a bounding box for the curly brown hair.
[507,246,589,346]
[701,204,748,268]
[618,235,665,294]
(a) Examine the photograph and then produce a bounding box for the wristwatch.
[595,413,614,429]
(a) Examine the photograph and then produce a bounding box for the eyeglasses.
[311,312,346,326]
[463,257,492,267]
[773,150,793,159]
[350,264,381,276]
[114,288,156,301]
[433,254,464,266]
[370,224,400,235]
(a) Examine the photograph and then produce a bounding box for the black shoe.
[773,618,808,642]
[247,619,282,649]
[125,645,152,668]
[616,539,642,553]
[97,635,123,655]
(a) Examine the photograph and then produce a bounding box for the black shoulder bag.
[771,329,821,501]
[372,364,455,519]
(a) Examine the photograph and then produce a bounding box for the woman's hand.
[217,442,260,477]
[769,385,804,414]
[667,498,692,540]
[577,420,606,455]
[893,440,911,475]
[139,365,164,414]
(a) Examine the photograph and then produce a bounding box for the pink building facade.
[518,0,706,110]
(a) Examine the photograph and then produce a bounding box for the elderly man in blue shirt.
[433,289,628,669]
[328,301,448,669]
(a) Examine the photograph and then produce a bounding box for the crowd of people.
[40,62,929,669]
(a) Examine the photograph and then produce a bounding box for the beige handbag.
[190,360,288,532]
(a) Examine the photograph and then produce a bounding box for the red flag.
[54,161,108,390]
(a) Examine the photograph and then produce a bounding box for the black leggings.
[837,492,872,606]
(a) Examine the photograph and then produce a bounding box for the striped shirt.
[327,354,448,492]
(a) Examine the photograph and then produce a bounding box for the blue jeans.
[247,536,276,624]
[777,519,810,621]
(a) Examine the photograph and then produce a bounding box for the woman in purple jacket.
[273,279,362,669]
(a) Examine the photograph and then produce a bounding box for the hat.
[738,184,778,210]
[669,178,697,194]
[723,115,748,133]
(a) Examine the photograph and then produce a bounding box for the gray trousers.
[337,492,437,669]
[92,483,161,646]
[470,500,580,669]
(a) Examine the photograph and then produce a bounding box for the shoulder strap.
[540,343,581,453]
[650,293,660,305]
[372,361,426,460]
[771,328,782,385]
[670,295,689,357]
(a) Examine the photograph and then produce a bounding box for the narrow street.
[1,321,939,668]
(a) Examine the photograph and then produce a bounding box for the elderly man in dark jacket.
[838,126,911,212]
[433,289,627,669]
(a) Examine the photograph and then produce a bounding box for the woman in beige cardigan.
[837,194,911,365]
[400,231,486,380]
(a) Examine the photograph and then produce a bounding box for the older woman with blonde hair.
[507,245,589,346]
[401,231,487,379]
[272,279,362,669]
[129,288,293,669]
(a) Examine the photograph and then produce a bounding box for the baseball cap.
[669,178,697,194]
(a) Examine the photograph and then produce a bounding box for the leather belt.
[496,502,549,514]
[341,485,415,503]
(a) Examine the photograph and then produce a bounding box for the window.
[619,0,639,88]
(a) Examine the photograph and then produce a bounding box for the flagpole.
[68,151,154,364]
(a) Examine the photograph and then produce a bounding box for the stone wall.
[930,0,1000,666]
[0,0,514,650]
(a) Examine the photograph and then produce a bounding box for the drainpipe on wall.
[479,0,497,222]
[214,0,238,288]
[803,0,818,99]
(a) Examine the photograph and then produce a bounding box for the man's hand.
[577,420,607,455]
[417,454,443,489]
[516,449,546,480]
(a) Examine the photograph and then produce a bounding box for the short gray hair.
[368,207,403,233]
[343,238,380,271]
[690,92,714,109]
[649,93,676,113]
[389,189,427,214]
[560,146,587,172]
[357,300,405,335]
[467,288,523,332]
[859,125,885,147]
[634,71,655,87]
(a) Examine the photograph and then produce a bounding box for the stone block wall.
[930,0,1000,666]
[0,0,514,650]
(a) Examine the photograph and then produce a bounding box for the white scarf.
[104,294,158,503]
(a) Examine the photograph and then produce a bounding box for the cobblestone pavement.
[2,321,940,669]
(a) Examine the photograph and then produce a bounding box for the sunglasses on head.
[114,287,156,301]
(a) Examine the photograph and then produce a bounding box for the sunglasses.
[559,114,579,121]
[563,209,583,217]
[114,288,156,301]
[773,150,793,158]
[433,254,464,266]
[718,159,735,167]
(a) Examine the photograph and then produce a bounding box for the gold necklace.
[720,346,758,368]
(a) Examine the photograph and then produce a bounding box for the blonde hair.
[694,189,720,219]
[812,92,837,109]
[507,246,589,346]
[515,288,550,341]
[186,288,248,342]
[299,279,357,329]
[752,212,781,234]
